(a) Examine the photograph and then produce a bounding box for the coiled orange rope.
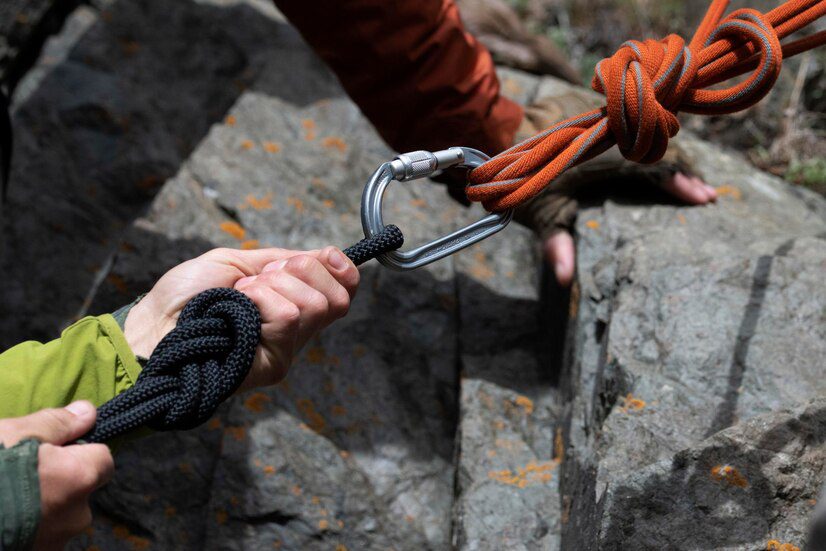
[467,0,826,212]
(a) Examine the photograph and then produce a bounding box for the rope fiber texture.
[83,225,404,443]
[467,0,826,212]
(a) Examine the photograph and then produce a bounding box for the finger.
[544,231,575,288]
[256,269,331,341]
[0,401,97,446]
[235,275,257,290]
[67,443,115,491]
[318,247,360,299]
[268,255,351,322]
[661,172,710,205]
[203,247,323,277]
[694,176,718,201]
[239,284,299,386]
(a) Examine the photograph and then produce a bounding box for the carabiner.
[360,147,513,271]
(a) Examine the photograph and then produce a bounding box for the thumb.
[1,401,97,446]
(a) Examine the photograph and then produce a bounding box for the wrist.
[123,296,170,358]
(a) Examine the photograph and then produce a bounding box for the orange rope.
[467,0,826,212]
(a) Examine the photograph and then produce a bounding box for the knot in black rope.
[83,288,260,443]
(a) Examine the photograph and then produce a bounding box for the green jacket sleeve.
[0,314,142,417]
[0,439,40,551]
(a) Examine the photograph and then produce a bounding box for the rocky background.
[0,0,824,550]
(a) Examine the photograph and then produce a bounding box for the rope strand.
[467,0,826,212]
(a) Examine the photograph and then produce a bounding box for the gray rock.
[62,4,556,545]
[0,0,331,347]
[557,124,826,550]
[6,0,825,547]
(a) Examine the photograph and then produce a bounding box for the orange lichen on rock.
[216,510,228,525]
[619,393,646,413]
[291,485,302,496]
[287,197,305,213]
[107,274,129,294]
[711,464,749,488]
[120,40,140,56]
[677,213,687,225]
[766,540,799,551]
[488,460,556,488]
[112,525,151,550]
[225,115,236,126]
[207,417,222,430]
[322,136,347,153]
[262,465,276,475]
[240,139,255,150]
[219,221,246,240]
[225,426,247,441]
[322,199,335,209]
[296,399,326,432]
[331,405,347,417]
[470,251,494,280]
[306,346,326,364]
[240,239,260,250]
[339,450,350,459]
[263,141,281,153]
[715,185,742,200]
[335,544,347,551]
[165,506,177,518]
[585,219,600,230]
[240,193,273,211]
[554,427,565,463]
[410,198,427,208]
[244,392,270,413]
[302,119,316,141]
[514,395,534,415]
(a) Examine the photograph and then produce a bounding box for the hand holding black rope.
[82,225,404,443]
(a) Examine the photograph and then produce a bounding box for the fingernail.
[704,184,718,198]
[66,401,94,419]
[328,249,348,271]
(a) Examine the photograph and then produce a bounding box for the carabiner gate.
[360,147,513,271]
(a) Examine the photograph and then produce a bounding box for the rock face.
[2,0,824,549]
[559,119,826,549]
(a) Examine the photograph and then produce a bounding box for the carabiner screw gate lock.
[360,147,513,270]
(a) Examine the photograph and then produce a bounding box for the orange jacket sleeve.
[274,0,523,156]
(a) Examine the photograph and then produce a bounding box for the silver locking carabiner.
[360,147,513,271]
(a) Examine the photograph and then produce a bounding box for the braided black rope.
[83,225,404,442]
[343,224,404,266]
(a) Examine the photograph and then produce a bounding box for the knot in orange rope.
[466,0,826,212]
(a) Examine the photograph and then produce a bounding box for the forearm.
[276,0,523,155]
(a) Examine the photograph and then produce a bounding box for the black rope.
[82,225,404,442]
[343,224,404,266]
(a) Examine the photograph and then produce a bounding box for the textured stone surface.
[4,0,825,548]
[51,0,558,545]
[557,129,826,550]
[0,0,330,347]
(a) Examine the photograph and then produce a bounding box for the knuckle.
[203,247,232,259]
[328,287,351,318]
[306,290,329,317]
[40,408,73,436]
[286,254,318,274]
[279,302,301,327]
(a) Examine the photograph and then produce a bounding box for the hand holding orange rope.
[467,0,826,212]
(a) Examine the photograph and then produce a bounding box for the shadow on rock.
[596,401,826,550]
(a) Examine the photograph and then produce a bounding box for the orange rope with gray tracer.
[466,0,826,212]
